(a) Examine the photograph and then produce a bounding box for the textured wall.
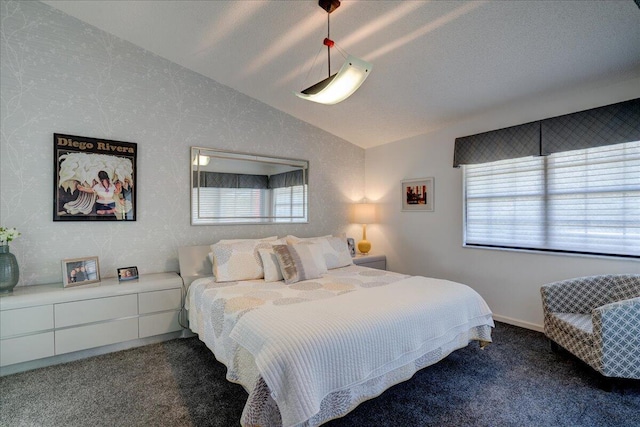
[0,1,365,286]
[365,75,640,330]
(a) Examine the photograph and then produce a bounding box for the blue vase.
[0,245,19,294]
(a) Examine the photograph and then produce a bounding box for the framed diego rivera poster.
[53,133,137,221]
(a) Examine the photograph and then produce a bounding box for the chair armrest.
[541,276,613,314]
[592,297,640,378]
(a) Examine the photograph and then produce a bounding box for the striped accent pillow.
[285,235,353,269]
[272,244,327,284]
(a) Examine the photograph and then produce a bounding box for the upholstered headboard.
[178,245,212,286]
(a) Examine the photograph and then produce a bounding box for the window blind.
[464,141,640,257]
[192,188,267,224]
[272,185,308,223]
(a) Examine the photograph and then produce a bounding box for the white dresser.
[0,272,184,374]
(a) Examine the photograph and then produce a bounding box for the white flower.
[0,227,21,244]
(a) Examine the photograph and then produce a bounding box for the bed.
[179,240,494,427]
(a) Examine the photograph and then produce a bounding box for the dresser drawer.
[139,289,181,314]
[55,317,138,354]
[0,332,54,366]
[55,294,138,328]
[0,305,53,338]
[139,311,182,338]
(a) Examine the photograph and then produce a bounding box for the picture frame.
[347,237,356,257]
[117,266,139,282]
[401,177,434,212]
[62,256,100,287]
[54,133,137,221]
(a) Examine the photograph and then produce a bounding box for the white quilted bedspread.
[229,275,494,427]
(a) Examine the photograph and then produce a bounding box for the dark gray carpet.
[1,322,638,426]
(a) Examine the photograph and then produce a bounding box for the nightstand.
[352,254,386,270]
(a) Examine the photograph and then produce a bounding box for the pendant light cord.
[327,12,331,77]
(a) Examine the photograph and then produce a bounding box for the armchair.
[540,274,640,380]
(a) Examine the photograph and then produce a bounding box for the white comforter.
[230,275,493,427]
[186,266,493,426]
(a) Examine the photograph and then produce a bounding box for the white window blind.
[192,188,266,224]
[272,185,307,223]
[464,141,640,257]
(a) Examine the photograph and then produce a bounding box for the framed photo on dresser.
[62,256,100,287]
[117,266,139,282]
[347,237,356,257]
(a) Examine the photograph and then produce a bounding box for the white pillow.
[272,243,328,285]
[285,234,332,245]
[211,239,277,282]
[285,235,353,269]
[208,236,278,278]
[258,248,284,282]
[218,236,277,244]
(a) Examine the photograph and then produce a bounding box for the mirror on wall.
[191,147,309,225]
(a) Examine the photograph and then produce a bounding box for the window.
[192,188,267,224]
[272,184,308,223]
[464,141,640,258]
[191,185,308,224]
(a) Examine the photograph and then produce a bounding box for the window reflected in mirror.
[191,147,308,225]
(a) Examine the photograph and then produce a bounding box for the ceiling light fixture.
[295,0,372,105]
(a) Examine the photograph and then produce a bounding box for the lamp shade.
[352,203,376,224]
[296,55,372,105]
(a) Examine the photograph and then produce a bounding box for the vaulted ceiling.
[43,0,640,149]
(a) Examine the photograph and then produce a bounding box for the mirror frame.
[190,147,309,225]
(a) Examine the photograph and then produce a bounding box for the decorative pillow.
[211,239,277,282]
[285,235,353,269]
[272,244,328,284]
[258,248,284,282]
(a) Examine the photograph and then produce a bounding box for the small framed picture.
[402,177,434,212]
[62,256,100,287]
[118,266,139,282]
[347,237,356,257]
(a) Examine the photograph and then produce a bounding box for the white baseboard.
[492,314,544,332]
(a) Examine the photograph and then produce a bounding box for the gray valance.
[193,172,268,189]
[541,98,640,155]
[268,169,307,189]
[453,98,640,167]
[194,170,307,189]
[453,121,540,167]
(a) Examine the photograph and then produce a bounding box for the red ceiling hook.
[323,38,334,48]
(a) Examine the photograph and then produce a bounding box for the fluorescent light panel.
[296,55,372,105]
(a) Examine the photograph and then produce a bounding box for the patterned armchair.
[540,274,640,380]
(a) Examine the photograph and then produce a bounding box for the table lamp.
[352,203,376,254]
